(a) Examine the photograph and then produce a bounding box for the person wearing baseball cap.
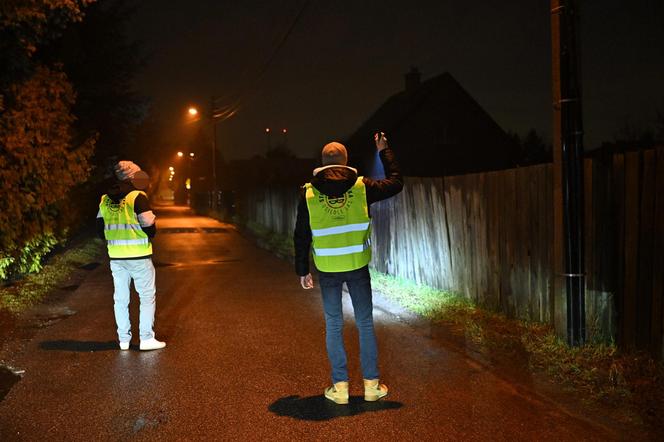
[294,133,403,404]
[96,161,165,351]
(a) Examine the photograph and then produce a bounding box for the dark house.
[346,69,522,177]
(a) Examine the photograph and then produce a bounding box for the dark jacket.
[96,180,157,249]
[293,147,403,276]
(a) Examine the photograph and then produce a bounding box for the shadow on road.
[39,340,118,352]
[268,395,403,421]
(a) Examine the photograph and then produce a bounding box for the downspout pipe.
[554,0,586,346]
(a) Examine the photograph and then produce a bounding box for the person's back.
[97,161,165,351]
[294,133,403,404]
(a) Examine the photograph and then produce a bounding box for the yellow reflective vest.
[99,190,152,259]
[305,177,371,272]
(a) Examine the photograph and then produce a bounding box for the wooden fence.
[236,148,664,357]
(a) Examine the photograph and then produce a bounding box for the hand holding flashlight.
[374,131,388,152]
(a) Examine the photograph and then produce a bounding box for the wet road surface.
[0,206,623,441]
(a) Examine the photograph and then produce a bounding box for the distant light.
[188,107,198,116]
[177,151,184,157]
[168,166,174,171]
[282,128,287,133]
[265,128,270,133]
[189,152,195,158]
[185,178,191,190]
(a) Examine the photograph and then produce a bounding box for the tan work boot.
[324,381,349,404]
[364,379,388,401]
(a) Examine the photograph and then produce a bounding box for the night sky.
[128,0,664,160]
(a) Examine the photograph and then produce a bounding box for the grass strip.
[0,237,105,313]
[370,269,664,428]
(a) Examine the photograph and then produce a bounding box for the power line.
[212,0,312,121]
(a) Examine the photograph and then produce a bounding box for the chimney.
[405,67,421,92]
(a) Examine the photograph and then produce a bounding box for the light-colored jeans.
[110,258,156,342]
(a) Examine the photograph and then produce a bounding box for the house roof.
[345,71,521,177]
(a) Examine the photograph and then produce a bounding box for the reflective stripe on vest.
[99,190,152,259]
[104,223,143,231]
[107,238,150,246]
[305,177,371,272]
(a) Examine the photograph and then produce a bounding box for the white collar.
[312,165,358,176]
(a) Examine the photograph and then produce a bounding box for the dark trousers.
[318,266,379,383]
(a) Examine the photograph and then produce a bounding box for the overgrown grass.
[0,237,104,313]
[244,221,294,260]
[371,269,664,427]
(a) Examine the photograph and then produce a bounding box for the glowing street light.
[189,152,195,158]
[168,166,174,171]
[188,107,198,116]
[177,151,184,158]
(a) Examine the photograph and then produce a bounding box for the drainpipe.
[551,0,586,346]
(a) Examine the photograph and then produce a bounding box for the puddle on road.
[153,262,176,268]
[201,227,229,233]
[0,365,22,402]
[153,259,241,268]
[79,262,101,271]
[158,227,230,234]
[159,227,199,234]
[59,284,80,291]
[31,307,77,329]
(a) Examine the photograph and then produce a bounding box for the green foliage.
[0,233,59,280]
[369,269,469,320]
[0,237,103,312]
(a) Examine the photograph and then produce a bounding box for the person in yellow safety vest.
[294,132,403,404]
[96,161,166,351]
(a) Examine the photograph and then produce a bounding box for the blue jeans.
[110,258,156,342]
[319,266,379,384]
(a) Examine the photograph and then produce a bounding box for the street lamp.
[177,151,184,158]
[185,102,218,197]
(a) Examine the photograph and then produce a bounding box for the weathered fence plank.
[638,150,656,349]
[651,148,664,358]
[623,152,640,349]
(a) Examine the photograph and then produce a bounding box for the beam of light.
[368,149,385,179]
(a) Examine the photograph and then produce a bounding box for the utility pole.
[211,96,218,193]
[551,0,586,346]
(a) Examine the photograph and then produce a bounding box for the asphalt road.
[0,206,622,441]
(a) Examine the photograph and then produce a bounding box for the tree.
[510,129,552,165]
[38,0,147,169]
[0,1,96,279]
[0,67,93,278]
